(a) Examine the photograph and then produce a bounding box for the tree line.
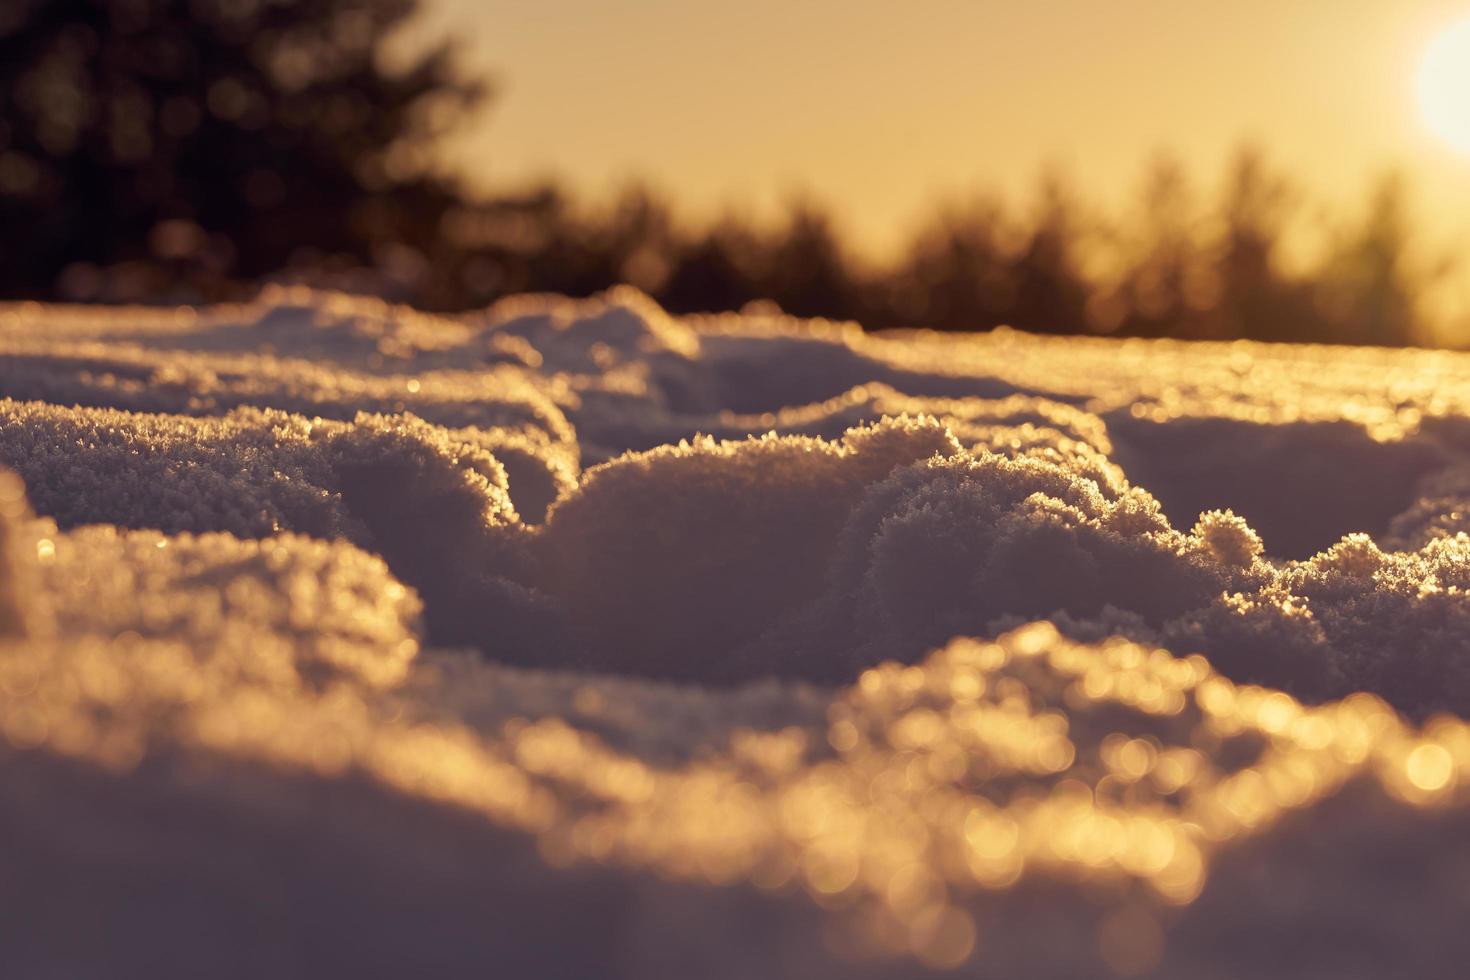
[0,1,1455,346]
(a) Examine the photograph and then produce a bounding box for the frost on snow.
[5,287,1470,976]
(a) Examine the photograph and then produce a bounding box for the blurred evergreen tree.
[0,0,483,301]
[886,197,1015,332]
[1109,155,1214,338]
[510,185,676,301]
[1008,174,1091,334]
[1318,174,1425,347]
[763,201,862,322]
[1213,148,1326,343]
[660,217,766,315]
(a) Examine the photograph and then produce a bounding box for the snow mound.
[6,287,1470,975]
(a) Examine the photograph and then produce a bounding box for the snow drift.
[4,287,1470,976]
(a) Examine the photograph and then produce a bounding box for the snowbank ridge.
[4,287,1470,976]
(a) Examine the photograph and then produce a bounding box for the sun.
[1417,17,1470,154]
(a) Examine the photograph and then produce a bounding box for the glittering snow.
[4,286,1470,976]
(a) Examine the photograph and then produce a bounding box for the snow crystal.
[1190,509,1264,567]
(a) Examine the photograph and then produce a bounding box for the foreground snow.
[4,288,1470,975]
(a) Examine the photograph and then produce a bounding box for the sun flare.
[1417,17,1470,154]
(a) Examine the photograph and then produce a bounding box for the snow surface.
[5,286,1470,975]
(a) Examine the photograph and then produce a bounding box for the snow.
[4,286,1470,975]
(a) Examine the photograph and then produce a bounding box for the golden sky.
[410,0,1470,264]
